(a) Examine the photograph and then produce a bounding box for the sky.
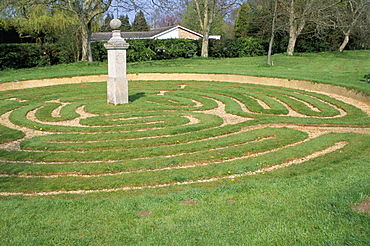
[106,0,185,26]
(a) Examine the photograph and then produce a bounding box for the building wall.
[178,29,201,40]
[156,29,179,39]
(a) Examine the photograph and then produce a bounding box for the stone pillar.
[104,19,130,105]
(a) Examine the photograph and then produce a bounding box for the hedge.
[0,43,43,70]
[92,39,199,62]
[0,43,61,70]
[0,37,266,70]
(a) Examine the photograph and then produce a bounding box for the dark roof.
[91,26,176,41]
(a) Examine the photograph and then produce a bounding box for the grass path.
[1,75,369,196]
[0,54,369,245]
[1,50,369,93]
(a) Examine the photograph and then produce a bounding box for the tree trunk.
[286,0,297,56]
[81,21,93,62]
[286,32,298,56]
[201,30,210,58]
[268,0,278,65]
[267,34,274,65]
[200,0,211,58]
[339,32,350,52]
[286,0,306,56]
[286,20,305,56]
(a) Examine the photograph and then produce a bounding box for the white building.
[92,25,221,41]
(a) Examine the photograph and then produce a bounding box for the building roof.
[91,25,205,41]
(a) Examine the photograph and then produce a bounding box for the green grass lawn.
[1,50,370,94]
[0,51,369,245]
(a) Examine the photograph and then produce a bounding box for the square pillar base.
[107,77,128,105]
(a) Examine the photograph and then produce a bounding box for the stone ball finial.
[110,19,122,30]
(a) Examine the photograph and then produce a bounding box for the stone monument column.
[104,19,130,105]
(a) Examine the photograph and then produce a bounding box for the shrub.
[126,39,156,62]
[0,43,43,70]
[91,41,107,62]
[91,39,199,63]
[152,39,198,59]
[1,37,266,70]
[224,37,266,57]
[208,39,227,58]
[0,43,65,70]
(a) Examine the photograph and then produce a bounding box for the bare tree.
[267,0,279,65]
[192,0,238,57]
[332,0,369,52]
[281,0,337,55]
[62,0,152,62]
[65,0,113,62]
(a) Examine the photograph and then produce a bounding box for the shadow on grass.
[129,92,146,102]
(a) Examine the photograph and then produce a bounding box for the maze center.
[0,75,369,196]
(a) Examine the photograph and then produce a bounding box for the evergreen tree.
[234,2,250,38]
[132,11,149,31]
[180,1,200,33]
[234,2,265,38]
[119,15,131,32]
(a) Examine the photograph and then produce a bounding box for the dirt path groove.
[0,73,369,196]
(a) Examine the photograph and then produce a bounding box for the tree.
[0,0,108,62]
[234,2,250,38]
[181,1,201,31]
[156,13,181,27]
[0,1,79,44]
[283,0,310,55]
[119,14,131,31]
[101,13,114,32]
[234,2,265,38]
[149,1,186,28]
[65,0,113,62]
[267,0,279,65]
[132,10,149,31]
[332,0,369,51]
[182,0,228,35]
[280,0,339,55]
[182,0,237,57]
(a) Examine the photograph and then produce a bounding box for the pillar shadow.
[363,73,370,83]
[129,92,146,102]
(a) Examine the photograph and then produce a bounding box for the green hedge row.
[0,44,43,70]
[91,39,200,62]
[92,37,266,62]
[0,43,61,70]
[0,38,266,70]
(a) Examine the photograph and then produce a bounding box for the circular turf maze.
[0,76,370,196]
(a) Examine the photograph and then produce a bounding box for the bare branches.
[331,0,369,51]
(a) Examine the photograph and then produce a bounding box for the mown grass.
[0,148,369,245]
[0,51,369,245]
[1,50,370,94]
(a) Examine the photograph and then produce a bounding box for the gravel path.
[0,74,369,196]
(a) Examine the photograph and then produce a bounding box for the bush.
[1,37,266,70]
[224,37,266,57]
[152,39,198,59]
[0,43,64,70]
[92,39,199,63]
[91,41,107,62]
[208,39,227,58]
[0,43,43,70]
[126,40,156,62]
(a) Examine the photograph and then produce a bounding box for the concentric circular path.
[0,73,369,196]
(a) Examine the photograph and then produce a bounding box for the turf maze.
[0,78,370,196]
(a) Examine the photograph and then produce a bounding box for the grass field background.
[1,50,370,94]
[0,51,369,245]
